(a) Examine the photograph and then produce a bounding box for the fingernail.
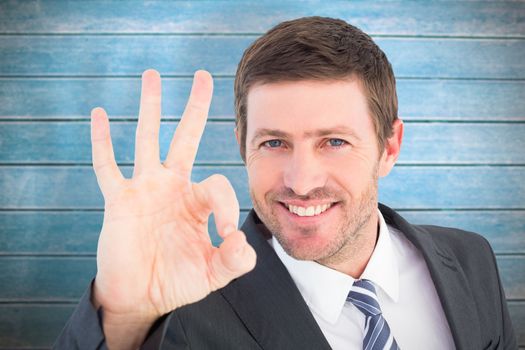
[91,107,103,117]
[223,225,236,236]
[194,70,211,82]
[235,244,245,256]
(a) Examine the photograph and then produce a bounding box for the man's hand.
[90,69,256,349]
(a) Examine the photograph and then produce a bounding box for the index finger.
[90,107,125,196]
[163,70,213,175]
[194,174,240,238]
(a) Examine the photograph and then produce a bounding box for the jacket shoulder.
[416,224,492,254]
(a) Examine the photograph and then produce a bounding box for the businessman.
[55,17,517,349]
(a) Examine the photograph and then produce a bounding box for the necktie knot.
[347,279,382,317]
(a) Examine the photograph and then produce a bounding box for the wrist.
[91,279,159,349]
[101,310,157,350]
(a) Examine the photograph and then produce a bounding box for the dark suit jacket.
[55,204,517,349]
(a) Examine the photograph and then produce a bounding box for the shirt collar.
[271,209,399,324]
[362,209,399,303]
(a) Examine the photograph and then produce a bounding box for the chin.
[273,229,341,261]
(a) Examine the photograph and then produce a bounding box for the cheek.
[325,154,375,191]
[246,153,285,196]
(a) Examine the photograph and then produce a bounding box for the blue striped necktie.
[347,279,400,350]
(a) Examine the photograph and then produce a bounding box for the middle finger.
[164,70,213,176]
[134,69,162,176]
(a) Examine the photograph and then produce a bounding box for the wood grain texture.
[1,1,523,37]
[0,257,95,301]
[1,166,523,209]
[0,303,75,348]
[0,1,523,347]
[1,78,524,120]
[0,121,523,164]
[499,256,525,299]
[1,36,523,79]
[399,210,525,254]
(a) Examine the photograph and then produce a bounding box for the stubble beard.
[250,166,379,264]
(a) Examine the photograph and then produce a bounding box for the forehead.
[245,78,374,138]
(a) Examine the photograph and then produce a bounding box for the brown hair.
[234,16,398,162]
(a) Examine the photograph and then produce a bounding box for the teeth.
[305,206,315,216]
[286,203,332,217]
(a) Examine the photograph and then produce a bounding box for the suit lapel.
[220,211,331,350]
[379,204,482,350]
[221,205,484,349]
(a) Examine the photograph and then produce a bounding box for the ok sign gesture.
[90,69,256,349]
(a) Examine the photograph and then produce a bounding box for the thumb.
[209,228,256,290]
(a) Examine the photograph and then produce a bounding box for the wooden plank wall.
[0,1,524,348]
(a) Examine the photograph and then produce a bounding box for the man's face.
[241,78,390,264]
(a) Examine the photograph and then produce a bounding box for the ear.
[378,119,404,177]
[234,127,240,146]
[234,126,247,164]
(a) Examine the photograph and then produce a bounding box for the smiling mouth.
[281,202,334,217]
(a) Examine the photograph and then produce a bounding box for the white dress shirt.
[270,209,455,349]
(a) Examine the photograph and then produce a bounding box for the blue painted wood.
[380,38,525,79]
[1,36,523,79]
[0,1,523,347]
[0,166,523,209]
[399,210,525,254]
[1,1,523,37]
[1,210,523,254]
[0,77,235,120]
[498,256,525,298]
[1,79,523,120]
[0,121,239,164]
[381,166,525,209]
[0,257,96,301]
[398,80,525,121]
[0,304,75,348]
[0,212,102,255]
[1,122,523,164]
[0,256,521,301]
[399,123,525,164]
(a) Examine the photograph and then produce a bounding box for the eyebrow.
[250,125,361,146]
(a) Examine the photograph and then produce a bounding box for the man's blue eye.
[265,140,282,148]
[328,139,346,147]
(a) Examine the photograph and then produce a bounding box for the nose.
[283,147,327,196]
